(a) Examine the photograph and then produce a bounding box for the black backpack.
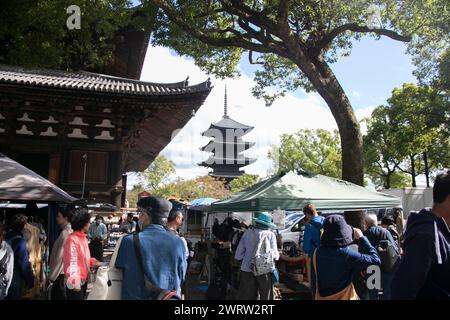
[0,251,11,300]
[377,229,401,273]
[133,234,181,300]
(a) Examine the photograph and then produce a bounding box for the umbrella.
[0,153,76,203]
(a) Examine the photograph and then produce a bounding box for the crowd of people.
[0,170,448,300]
[305,170,450,300]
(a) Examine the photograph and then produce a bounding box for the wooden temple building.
[0,27,212,207]
[199,87,255,181]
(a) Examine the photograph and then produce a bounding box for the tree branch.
[225,0,279,34]
[150,0,273,54]
[319,23,412,50]
[248,51,264,65]
[277,0,290,27]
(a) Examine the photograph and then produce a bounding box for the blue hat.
[321,215,355,247]
[253,212,276,229]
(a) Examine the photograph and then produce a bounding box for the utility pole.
[81,154,87,199]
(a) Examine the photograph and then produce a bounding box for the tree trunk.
[344,211,366,231]
[410,154,417,187]
[423,152,430,187]
[299,59,364,186]
[385,173,391,189]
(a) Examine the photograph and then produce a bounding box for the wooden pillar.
[121,174,127,208]
[48,153,61,184]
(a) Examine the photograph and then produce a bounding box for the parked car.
[276,214,306,253]
[284,212,303,228]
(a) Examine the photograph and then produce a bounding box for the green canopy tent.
[211,170,401,212]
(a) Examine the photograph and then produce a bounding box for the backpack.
[377,229,401,273]
[132,234,181,300]
[250,230,275,277]
[0,250,11,300]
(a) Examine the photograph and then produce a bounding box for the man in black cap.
[115,196,187,299]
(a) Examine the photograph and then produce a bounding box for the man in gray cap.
[115,196,187,299]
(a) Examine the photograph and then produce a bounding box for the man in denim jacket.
[116,196,186,299]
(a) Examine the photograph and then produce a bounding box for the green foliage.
[268,129,342,178]
[363,105,404,189]
[126,184,144,207]
[229,174,260,193]
[135,155,176,191]
[149,0,449,106]
[0,0,157,70]
[387,83,448,168]
[363,83,449,187]
[152,175,231,201]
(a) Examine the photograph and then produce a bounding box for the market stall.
[193,170,401,299]
[0,153,76,298]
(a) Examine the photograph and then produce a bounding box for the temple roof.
[0,64,211,96]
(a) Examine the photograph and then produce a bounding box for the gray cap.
[137,196,172,218]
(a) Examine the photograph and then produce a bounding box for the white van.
[276,214,306,253]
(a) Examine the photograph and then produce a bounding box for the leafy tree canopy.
[268,129,342,178]
[149,0,448,103]
[363,83,449,187]
[135,155,176,191]
[229,174,261,193]
[0,0,156,69]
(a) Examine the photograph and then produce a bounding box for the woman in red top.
[63,212,101,300]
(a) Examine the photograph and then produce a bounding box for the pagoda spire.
[224,85,228,118]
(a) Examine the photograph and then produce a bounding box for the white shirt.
[48,223,73,282]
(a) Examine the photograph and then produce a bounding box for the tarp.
[191,198,218,206]
[211,170,401,212]
[0,153,76,203]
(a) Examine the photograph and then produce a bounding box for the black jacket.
[391,209,450,299]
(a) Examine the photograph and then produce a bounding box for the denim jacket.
[116,224,187,299]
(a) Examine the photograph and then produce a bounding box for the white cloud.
[131,46,375,188]
[352,90,361,99]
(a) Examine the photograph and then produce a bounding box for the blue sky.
[236,36,417,110]
[131,35,421,189]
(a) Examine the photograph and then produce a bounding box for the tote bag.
[87,234,125,300]
[312,249,358,300]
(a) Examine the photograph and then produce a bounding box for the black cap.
[137,196,172,219]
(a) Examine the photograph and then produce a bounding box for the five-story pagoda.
[199,87,255,181]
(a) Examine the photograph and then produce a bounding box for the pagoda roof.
[200,140,255,151]
[0,64,211,97]
[202,115,254,135]
[208,171,245,178]
[199,156,256,168]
